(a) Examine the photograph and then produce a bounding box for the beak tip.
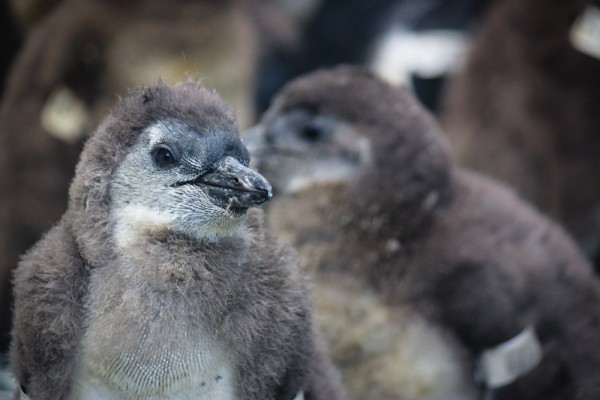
[264,188,273,203]
[257,186,273,206]
[256,176,273,203]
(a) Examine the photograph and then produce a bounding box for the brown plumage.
[247,66,600,400]
[0,0,280,353]
[442,0,600,269]
[10,81,343,400]
[9,0,62,29]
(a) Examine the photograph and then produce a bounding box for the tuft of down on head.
[68,81,271,265]
[247,65,453,238]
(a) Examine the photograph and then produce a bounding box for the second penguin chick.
[247,66,600,400]
[10,82,343,400]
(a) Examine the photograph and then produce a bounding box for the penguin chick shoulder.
[246,66,600,400]
[10,81,343,400]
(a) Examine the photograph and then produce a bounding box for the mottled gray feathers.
[11,82,343,400]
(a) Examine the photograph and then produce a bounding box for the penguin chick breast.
[69,262,236,399]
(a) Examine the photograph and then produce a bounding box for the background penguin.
[256,0,496,114]
[442,0,600,269]
[246,66,600,400]
[0,0,297,354]
[9,81,344,400]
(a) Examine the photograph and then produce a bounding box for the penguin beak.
[198,156,273,210]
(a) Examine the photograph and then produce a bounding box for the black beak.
[198,156,272,209]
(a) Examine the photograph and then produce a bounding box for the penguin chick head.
[247,65,451,200]
[246,66,452,238]
[68,82,271,258]
[246,104,371,194]
[110,119,272,244]
[245,66,384,195]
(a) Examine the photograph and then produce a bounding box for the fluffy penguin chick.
[442,0,600,268]
[246,66,600,400]
[10,82,343,400]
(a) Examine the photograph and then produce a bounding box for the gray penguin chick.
[10,81,344,400]
[246,66,600,400]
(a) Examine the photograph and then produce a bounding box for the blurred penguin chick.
[246,66,600,400]
[443,0,600,268]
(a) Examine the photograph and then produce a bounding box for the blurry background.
[0,0,598,398]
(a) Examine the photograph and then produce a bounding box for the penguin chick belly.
[313,274,477,400]
[68,271,236,400]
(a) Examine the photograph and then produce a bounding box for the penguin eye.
[300,122,323,142]
[152,145,177,167]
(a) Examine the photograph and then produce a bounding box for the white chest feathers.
[68,275,236,399]
[69,344,235,400]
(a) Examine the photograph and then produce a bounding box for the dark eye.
[300,122,323,142]
[152,145,177,167]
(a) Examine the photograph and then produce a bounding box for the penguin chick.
[442,0,600,268]
[246,66,600,400]
[10,81,344,400]
[0,0,273,352]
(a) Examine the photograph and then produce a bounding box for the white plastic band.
[293,390,305,400]
[478,326,543,389]
[570,5,600,60]
[19,386,31,400]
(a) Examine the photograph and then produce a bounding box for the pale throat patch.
[110,196,247,247]
[111,204,175,248]
[284,161,359,194]
[283,136,372,194]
